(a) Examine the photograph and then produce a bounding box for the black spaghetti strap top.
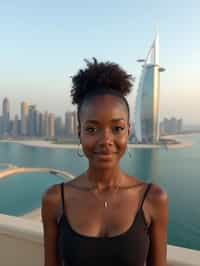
[58,182,152,266]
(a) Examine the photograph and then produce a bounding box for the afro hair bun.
[70,58,134,106]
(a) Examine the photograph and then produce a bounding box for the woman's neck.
[85,166,125,192]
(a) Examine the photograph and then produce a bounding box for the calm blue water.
[0,173,68,215]
[0,165,8,171]
[0,135,199,250]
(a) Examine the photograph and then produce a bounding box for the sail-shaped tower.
[134,34,165,144]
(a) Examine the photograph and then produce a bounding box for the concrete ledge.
[0,214,199,266]
[167,245,200,266]
[0,213,43,243]
[0,214,44,266]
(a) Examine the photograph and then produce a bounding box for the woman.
[41,58,168,266]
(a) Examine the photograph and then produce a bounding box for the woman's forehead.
[80,95,129,122]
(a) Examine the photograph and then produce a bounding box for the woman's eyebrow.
[85,118,126,124]
[111,118,126,122]
[85,120,99,124]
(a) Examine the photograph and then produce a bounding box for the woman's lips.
[94,152,116,160]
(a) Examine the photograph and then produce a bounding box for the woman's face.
[79,94,130,169]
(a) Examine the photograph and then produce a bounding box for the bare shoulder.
[42,183,61,204]
[41,183,62,222]
[41,183,65,265]
[41,177,83,221]
[148,183,168,204]
[148,183,168,220]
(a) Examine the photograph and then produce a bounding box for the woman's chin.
[90,159,118,169]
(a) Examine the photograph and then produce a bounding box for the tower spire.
[154,32,159,65]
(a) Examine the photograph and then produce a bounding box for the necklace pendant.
[104,201,108,208]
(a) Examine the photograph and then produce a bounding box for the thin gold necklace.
[85,172,121,208]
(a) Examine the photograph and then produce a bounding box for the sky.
[0,0,200,124]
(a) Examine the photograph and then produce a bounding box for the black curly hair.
[70,58,134,125]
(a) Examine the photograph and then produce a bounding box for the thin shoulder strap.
[140,183,152,209]
[60,182,65,212]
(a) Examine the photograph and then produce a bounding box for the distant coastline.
[0,139,78,149]
[0,136,193,150]
[161,132,200,138]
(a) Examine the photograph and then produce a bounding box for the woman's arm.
[146,185,169,266]
[41,185,62,266]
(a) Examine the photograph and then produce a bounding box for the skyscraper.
[2,97,10,136]
[134,33,165,144]
[44,111,49,138]
[21,102,29,136]
[28,105,37,136]
[55,116,63,137]
[12,114,20,136]
[48,113,55,138]
[65,111,78,137]
[39,112,45,137]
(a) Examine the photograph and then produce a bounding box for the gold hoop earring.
[127,148,132,159]
[77,144,84,157]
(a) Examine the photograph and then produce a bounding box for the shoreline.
[0,138,193,149]
[0,139,78,149]
[161,133,199,138]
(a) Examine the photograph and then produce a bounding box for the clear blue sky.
[0,0,200,124]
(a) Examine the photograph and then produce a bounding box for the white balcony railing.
[0,214,199,266]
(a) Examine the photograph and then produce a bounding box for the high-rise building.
[44,111,49,137]
[55,116,63,137]
[2,97,10,136]
[28,105,37,136]
[65,111,77,137]
[39,112,45,137]
[161,117,183,135]
[177,119,183,133]
[12,115,20,136]
[73,111,78,136]
[48,113,55,138]
[21,102,29,136]
[35,111,40,137]
[134,34,165,144]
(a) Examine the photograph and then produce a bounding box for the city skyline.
[0,96,186,139]
[0,95,186,123]
[0,96,78,138]
[1,1,200,124]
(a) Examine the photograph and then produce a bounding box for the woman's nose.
[98,129,114,145]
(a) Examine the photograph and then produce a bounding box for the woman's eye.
[85,127,96,133]
[113,126,125,133]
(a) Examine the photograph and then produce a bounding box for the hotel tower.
[134,33,165,144]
